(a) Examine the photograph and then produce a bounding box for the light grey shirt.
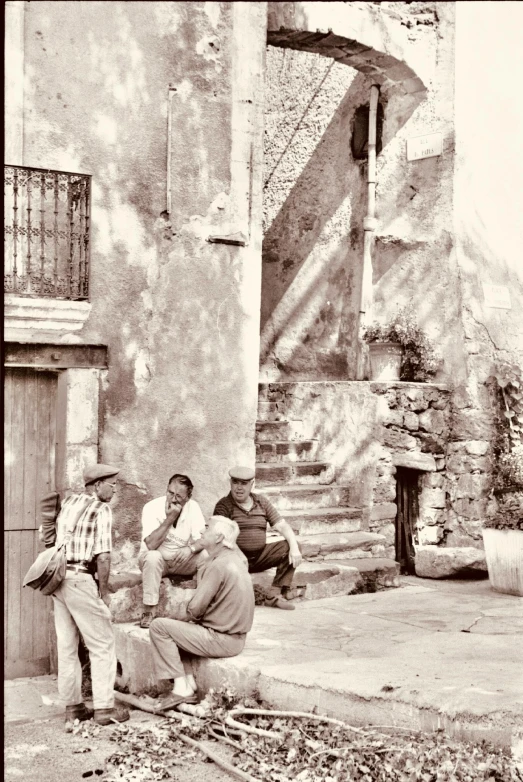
[187,548,255,635]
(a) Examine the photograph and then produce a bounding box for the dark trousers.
[246,540,297,589]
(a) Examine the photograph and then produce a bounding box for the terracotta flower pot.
[482,528,523,596]
[368,342,402,381]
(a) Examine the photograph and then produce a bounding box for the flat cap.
[229,465,255,481]
[83,463,120,486]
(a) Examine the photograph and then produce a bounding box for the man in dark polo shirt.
[213,466,302,610]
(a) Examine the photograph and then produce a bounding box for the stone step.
[255,420,303,442]
[256,439,320,463]
[251,557,399,601]
[261,483,355,510]
[251,563,362,601]
[257,400,286,422]
[300,531,387,561]
[256,461,335,486]
[109,573,196,625]
[284,507,362,535]
[329,558,401,591]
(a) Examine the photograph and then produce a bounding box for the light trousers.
[149,617,246,680]
[139,548,206,606]
[52,572,116,710]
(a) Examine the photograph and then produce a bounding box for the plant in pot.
[363,309,439,382]
[484,360,523,596]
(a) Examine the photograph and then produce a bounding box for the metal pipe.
[356,84,380,379]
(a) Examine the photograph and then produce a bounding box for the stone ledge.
[393,452,437,472]
[4,294,91,340]
[415,546,488,579]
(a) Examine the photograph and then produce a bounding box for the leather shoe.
[140,612,154,629]
[93,706,130,725]
[65,703,94,723]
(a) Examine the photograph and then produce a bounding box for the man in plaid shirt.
[52,463,129,726]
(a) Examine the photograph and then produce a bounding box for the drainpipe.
[356,84,380,380]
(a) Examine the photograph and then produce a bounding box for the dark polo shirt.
[213,492,282,556]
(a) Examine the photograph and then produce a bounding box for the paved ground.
[126,575,523,749]
[5,677,232,782]
[6,575,523,777]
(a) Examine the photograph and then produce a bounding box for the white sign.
[407,132,443,161]
[483,283,512,310]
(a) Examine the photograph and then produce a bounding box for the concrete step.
[261,483,355,510]
[256,439,320,463]
[255,420,303,442]
[285,507,362,535]
[256,461,335,486]
[300,531,386,560]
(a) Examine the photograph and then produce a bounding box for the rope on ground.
[113,691,260,782]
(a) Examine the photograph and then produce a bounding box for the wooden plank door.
[395,468,419,575]
[4,368,58,679]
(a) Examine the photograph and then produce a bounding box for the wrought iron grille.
[4,165,91,299]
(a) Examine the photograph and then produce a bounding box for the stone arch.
[260,1,430,380]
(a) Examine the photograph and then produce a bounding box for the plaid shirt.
[56,493,112,564]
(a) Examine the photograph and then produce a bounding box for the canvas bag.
[23,494,96,596]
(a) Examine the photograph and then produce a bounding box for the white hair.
[209,515,239,549]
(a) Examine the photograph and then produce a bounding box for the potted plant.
[483,360,523,596]
[363,309,439,382]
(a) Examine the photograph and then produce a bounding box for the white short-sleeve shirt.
[140,496,206,560]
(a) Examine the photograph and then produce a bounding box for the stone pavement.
[6,577,523,756]
[114,576,523,751]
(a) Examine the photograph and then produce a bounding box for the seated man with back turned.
[213,465,302,610]
[149,515,254,709]
[139,473,207,629]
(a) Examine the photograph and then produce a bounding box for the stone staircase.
[252,404,400,600]
[107,392,400,622]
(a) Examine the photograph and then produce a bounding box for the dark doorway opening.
[395,468,420,575]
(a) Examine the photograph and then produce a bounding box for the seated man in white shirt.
[139,474,207,629]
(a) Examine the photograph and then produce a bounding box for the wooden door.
[395,468,419,575]
[4,368,58,678]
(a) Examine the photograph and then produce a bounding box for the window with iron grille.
[4,165,91,300]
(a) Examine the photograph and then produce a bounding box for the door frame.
[4,341,108,677]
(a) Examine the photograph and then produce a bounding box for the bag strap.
[62,495,98,546]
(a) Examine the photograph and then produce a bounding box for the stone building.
[4,1,523,676]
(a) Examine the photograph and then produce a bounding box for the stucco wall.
[261,51,365,380]
[19,1,267,562]
[260,2,462,385]
[454,1,523,372]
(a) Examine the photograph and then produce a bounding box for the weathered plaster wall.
[260,2,462,385]
[20,1,267,562]
[261,51,365,380]
[441,1,523,548]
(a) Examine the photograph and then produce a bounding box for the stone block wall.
[370,382,451,553]
[261,379,497,557]
[370,381,497,551]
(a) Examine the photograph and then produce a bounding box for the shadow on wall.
[260,70,370,379]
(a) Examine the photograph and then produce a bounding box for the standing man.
[139,474,207,629]
[213,466,302,610]
[52,464,130,727]
[149,516,254,709]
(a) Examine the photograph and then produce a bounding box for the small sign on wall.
[482,283,512,309]
[407,132,443,161]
